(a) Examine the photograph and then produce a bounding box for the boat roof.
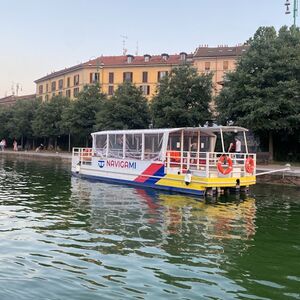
[91,126,248,136]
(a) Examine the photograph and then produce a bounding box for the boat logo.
[98,160,105,168]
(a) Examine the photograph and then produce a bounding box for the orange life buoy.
[217,155,233,175]
[245,157,255,174]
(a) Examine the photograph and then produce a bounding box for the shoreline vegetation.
[1,150,299,187]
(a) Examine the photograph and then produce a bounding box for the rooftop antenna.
[16,83,22,96]
[11,82,15,96]
[120,35,128,55]
[135,40,139,56]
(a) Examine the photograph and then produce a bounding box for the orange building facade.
[34,45,247,101]
[193,45,248,95]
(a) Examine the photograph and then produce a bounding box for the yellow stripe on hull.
[199,176,256,188]
[156,174,205,191]
[156,174,256,190]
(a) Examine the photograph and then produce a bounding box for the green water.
[0,156,299,300]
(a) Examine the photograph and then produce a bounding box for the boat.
[71,126,256,196]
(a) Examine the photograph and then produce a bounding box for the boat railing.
[166,151,256,177]
[72,147,94,164]
[72,148,256,177]
[72,147,161,162]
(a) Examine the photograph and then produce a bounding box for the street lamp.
[285,0,298,26]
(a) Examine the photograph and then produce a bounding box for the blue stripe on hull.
[72,172,205,196]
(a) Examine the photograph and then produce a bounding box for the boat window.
[125,134,142,160]
[109,134,124,158]
[168,133,181,151]
[95,134,107,157]
[183,132,199,152]
[200,136,210,151]
[144,133,163,160]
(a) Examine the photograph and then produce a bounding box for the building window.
[52,93,56,97]
[144,54,151,62]
[74,75,80,86]
[108,85,114,96]
[223,61,229,70]
[90,72,99,83]
[74,87,79,97]
[123,72,133,83]
[140,85,150,95]
[127,55,134,63]
[39,85,43,94]
[51,81,56,92]
[66,89,71,98]
[142,72,148,83]
[45,95,49,101]
[58,79,63,90]
[67,77,70,88]
[180,52,187,61]
[161,53,169,61]
[109,72,114,84]
[58,91,63,96]
[157,71,168,81]
[46,83,49,92]
[205,62,211,71]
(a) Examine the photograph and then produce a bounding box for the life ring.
[245,157,255,174]
[217,155,233,175]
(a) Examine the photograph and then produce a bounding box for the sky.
[0,0,293,97]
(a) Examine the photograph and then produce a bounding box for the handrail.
[72,147,257,178]
[165,151,256,178]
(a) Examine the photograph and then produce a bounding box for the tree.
[32,96,70,149]
[6,98,40,147]
[95,82,150,130]
[62,84,106,146]
[0,106,13,141]
[151,65,212,128]
[216,26,300,161]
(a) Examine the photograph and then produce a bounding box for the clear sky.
[0,0,293,97]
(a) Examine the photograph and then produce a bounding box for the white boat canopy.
[91,126,248,137]
[91,126,249,160]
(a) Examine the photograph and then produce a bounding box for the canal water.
[0,156,299,300]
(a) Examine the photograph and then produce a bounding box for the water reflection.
[0,157,299,300]
[71,177,256,241]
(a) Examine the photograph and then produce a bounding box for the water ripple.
[0,157,299,299]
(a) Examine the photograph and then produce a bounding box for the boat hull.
[72,156,255,197]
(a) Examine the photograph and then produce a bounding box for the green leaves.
[151,65,212,128]
[32,96,70,138]
[95,82,150,130]
[62,84,106,140]
[217,25,300,160]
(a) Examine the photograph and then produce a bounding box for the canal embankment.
[0,150,299,186]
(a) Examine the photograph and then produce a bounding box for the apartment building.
[34,45,247,101]
[35,52,191,101]
[193,45,248,94]
[0,94,36,106]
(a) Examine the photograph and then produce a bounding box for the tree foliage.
[0,106,13,140]
[6,98,41,140]
[32,96,70,140]
[95,82,150,130]
[62,84,106,143]
[216,26,300,159]
[151,65,213,128]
